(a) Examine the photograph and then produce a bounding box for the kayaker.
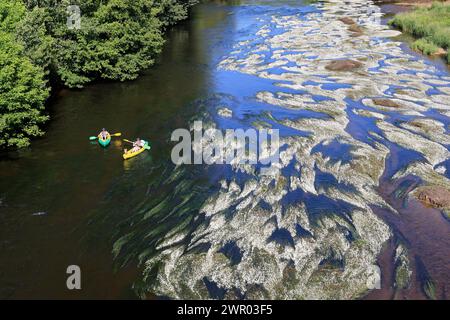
[99,128,109,139]
[131,138,144,152]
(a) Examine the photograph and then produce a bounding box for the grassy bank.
[389,2,450,62]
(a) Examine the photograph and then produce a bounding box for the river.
[0,0,449,299]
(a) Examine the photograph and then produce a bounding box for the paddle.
[89,132,121,140]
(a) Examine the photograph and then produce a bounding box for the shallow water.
[0,0,449,299]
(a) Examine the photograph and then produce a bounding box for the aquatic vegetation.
[110,0,450,299]
[416,256,437,300]
[442,209,450,221]
[399,118,450,145]
[389,2,450,62]
[424,279,437,300]
[394,244,411,290]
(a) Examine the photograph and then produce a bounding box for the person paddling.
[131,138,144,152]
[99,128,110,140]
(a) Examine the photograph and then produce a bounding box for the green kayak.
[98,134,111,147]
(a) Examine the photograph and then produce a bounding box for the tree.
[15,6,54,75]
[0,0,49,148]
[52,0,167,88]
[0,0,25,32]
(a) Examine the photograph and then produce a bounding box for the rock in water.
[338,17,356,25]
[431,47,447,57]
[372,98,402,108]
[325,59,363,71]
[415,186,450,208]
[348,24,363,35]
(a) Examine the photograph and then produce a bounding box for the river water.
[0,0,449,299]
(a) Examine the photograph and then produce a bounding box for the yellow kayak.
[123,140,150,160]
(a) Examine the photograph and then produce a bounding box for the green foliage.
[389,2,450,62]
[15,6,54,74]
[0,0,25,32]
[0,0,49,148]
[412,38,440,55]
[24,0,197,88]
[53,0,166,88]
[23,0,196,88]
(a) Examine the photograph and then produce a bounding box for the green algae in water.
[424,279,437,300]
[394,244,411,290]
[416,256,437,300]
[442,209,450,222]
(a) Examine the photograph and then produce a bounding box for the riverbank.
[388,2,450,62]
[379,0,450,6]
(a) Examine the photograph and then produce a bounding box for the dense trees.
[0,0,49,148]
[19,0,197,87]
[0,0,196,149]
